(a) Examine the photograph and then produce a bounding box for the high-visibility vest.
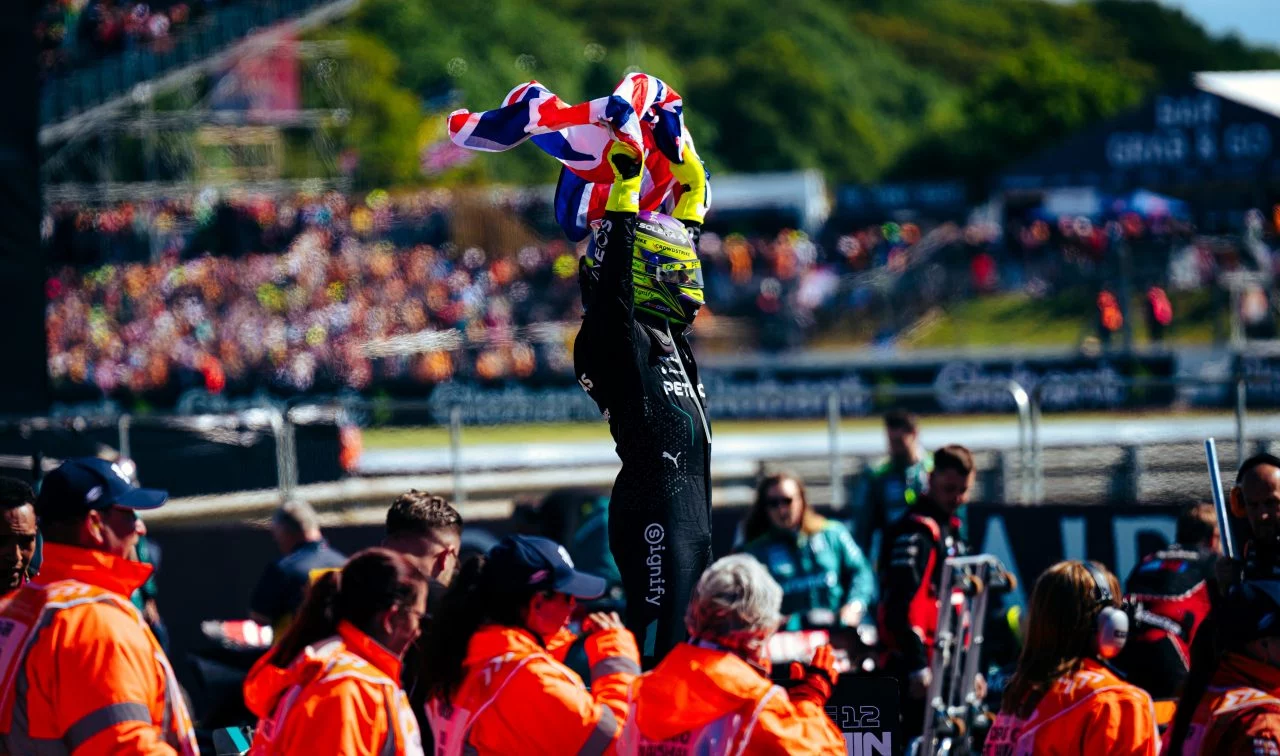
[250,635,423,756]
[0,578,197,755]
[616,680,783,756]
[427,651,595,756]
[1178,683,1280,755]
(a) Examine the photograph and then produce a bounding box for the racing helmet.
[582,211,704,326]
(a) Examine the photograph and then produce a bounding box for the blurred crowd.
[46,193,580,396]
[35,0,214,79]
[44,191,926,398]
[45,187,1279,401]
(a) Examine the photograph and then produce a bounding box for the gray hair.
[273,498,320,536]
[686,555,784,643]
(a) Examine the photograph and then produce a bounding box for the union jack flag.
[447,72,708,241]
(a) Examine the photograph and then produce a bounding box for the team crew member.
[0,478,37,597]
[1163,580,1280,754]
[1114,502,1219,699]
[0,457,197,755]
[382,489,464,746]
[851,409,933,559]
[249,498,347,633]
[422,535,641,755]
[245,548,427,755]
[877,444,975,730]
[739,472,875,630]
[574,136,712,664]
[619,555,846,755]
[984,561,1156,756]
[1218,453,1280,590]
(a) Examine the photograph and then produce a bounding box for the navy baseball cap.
[36,457,168,520]
[487,535,606,600]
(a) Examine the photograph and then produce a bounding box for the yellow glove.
[668,141,708,225]
[604,140,643,214]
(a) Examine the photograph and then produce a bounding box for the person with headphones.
[983,560,1157,755]
[574,136,712,666]
[1215,453,1280,593]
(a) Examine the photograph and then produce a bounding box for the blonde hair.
[1003,560,1121,718]
[685,555,783,649]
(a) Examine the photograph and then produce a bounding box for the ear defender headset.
[1082,561,1129,659]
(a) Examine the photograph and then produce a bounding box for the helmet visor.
[653,261,704,289]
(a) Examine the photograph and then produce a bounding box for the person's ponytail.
[268,569,341,667]
[420,555,490,704]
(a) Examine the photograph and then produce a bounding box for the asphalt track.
[357,413,1280,475]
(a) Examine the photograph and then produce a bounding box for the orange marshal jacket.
[426,625,640,755]
[0,543,197,756]
[1168,652,1280,755]
[244,620,423,756]
[982,659,1157,756]
[617,642,846,755]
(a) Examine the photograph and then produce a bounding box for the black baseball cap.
[486,535,606,599]
[36,457,168,521]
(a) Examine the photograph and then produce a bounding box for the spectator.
[618,554,846,754]
[243,548,427,755]
[851,409,934,561]
[0,477,38,596]
[1115,502,1219,699]
[382,488,462,744]
[1097,290,1124,347]
[984,561,1156,755]
[384,489,462,587]
[0,457,197,753]
[422,535,640,754]
[249,498,346,633]
[1146,285,1173,343]
[877,444,974,736]
[1164,579,1280,754]
[738,471,875,630]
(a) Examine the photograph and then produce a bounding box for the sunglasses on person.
[764,495,795,509]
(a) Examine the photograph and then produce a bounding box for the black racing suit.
[574,210,712,667]
[876,498,967,736]
[1114,544,1217,699]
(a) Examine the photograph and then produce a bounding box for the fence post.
[1236,367,1247,468]
[117,414,132,462]
[274,408,298,500]
[450,405,466,509]
[1005,381,1031,504]
[827,391,844,510]
[1029,386,1044,504]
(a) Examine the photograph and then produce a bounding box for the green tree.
[964,40,1144,166]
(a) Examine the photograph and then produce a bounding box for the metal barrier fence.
[4,375,1271,524]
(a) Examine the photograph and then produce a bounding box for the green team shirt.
[851,452,934,563]
[741,519,876,631]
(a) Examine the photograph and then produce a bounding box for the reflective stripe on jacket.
[983,659,1157,756]
[1171,653,1280,755]
[617,642,844,756]
[426,625,640,755]
[0,543,197,756]
[244,620,423,756]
